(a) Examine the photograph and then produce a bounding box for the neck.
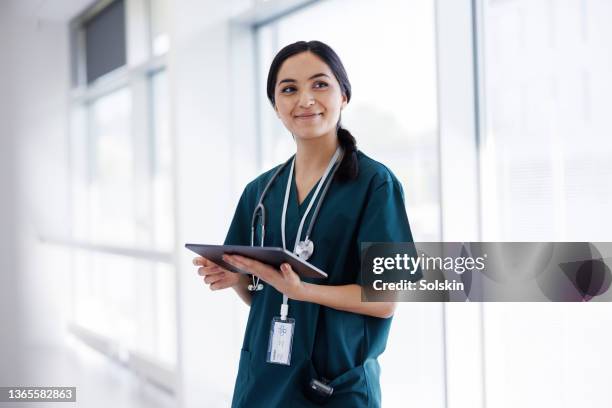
[294,131,339,177]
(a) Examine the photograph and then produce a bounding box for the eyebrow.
[277,73,331,86]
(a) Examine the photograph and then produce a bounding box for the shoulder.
[355,150,403,192]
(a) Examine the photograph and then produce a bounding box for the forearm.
[232,274,253,306]
[298,283,395,319]
[221,255,394,317]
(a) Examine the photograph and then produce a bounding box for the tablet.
[185,243,328,279]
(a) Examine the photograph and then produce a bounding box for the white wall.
[0,9,23,385]
[0,3,72,382]
[15,18,71,350]
[171,0,257,406]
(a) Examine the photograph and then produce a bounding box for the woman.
[193,40,413,407]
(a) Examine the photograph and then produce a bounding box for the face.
[273,52,348,141]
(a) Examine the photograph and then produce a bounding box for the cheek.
[321,91,344,114]
[275,102,292,121]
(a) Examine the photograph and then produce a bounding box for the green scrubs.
[224,151,413,407]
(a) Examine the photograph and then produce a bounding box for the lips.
[295,113,323,119]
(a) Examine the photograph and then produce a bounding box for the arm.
[299,282,395,319]
[222,254,395,319]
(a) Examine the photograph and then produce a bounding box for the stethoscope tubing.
[248,149,343,291]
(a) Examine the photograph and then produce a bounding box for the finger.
[230,255,277,281]
[197,265,223,276]
[226,254,264,270]
[222,255,271,284]
[210,277,235,291]
[223,254,250,271]
[193,256,209,266]
[193,256,222,268]
[204,273,225,285]
[280,263,292,278]
[222,254,247,270]
[281,263,300,282]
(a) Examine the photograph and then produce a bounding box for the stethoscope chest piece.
[295,239,314,261]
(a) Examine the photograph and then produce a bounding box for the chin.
[291,126,335,141]
[293,131,326,141]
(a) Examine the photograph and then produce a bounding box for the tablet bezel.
[185,243,328,279]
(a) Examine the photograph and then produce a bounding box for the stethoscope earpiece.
[248,282,264,292]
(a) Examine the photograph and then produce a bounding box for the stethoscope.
[248,146,343,291]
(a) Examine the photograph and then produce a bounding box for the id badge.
[266,317,295,366]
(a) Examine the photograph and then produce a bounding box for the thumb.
[280,263,292,277]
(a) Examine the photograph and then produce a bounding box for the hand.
[222,254,305,300]
[193,256,242,291]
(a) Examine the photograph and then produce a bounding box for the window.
[481,0,612,241]
[479,2,612,407]
[69,0,176,378]
[89,88,135,246]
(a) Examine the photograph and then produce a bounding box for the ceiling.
[2,0,97,22]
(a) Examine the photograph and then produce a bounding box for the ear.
[273,104,280,118]
[341,94,348,110]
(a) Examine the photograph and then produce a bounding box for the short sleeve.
[223,187,252,246]
[356,179,414,284]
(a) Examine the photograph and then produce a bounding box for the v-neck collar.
[280,147,342,251]
[290,171,319,214]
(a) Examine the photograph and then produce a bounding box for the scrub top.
[224,150,413,407]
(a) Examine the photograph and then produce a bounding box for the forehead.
[276,52,334,83]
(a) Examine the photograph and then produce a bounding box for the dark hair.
[266,40,358,181]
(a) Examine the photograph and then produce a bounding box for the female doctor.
[193,40,413,407]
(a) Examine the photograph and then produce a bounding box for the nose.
[298,89,315,108]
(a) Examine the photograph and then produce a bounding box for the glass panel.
[151,70,177,366]
[256,0,441,242]
[89,88,135,247]
[151,70,174,251]
[72,252,176,366]
[482,0,612,241]
[70,105,90,241]
[155,263,177,366]
[482,3,612,408]
[73,250,157,358]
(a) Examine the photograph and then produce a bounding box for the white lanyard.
[278,146,342,319]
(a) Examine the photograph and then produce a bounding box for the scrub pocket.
[328,365,370,406]
[303,362,371,407]
[303,359,329,405]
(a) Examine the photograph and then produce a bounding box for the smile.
[294,113,323,120]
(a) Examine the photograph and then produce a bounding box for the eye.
[313,81,329,89]
[280,86,296,94]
